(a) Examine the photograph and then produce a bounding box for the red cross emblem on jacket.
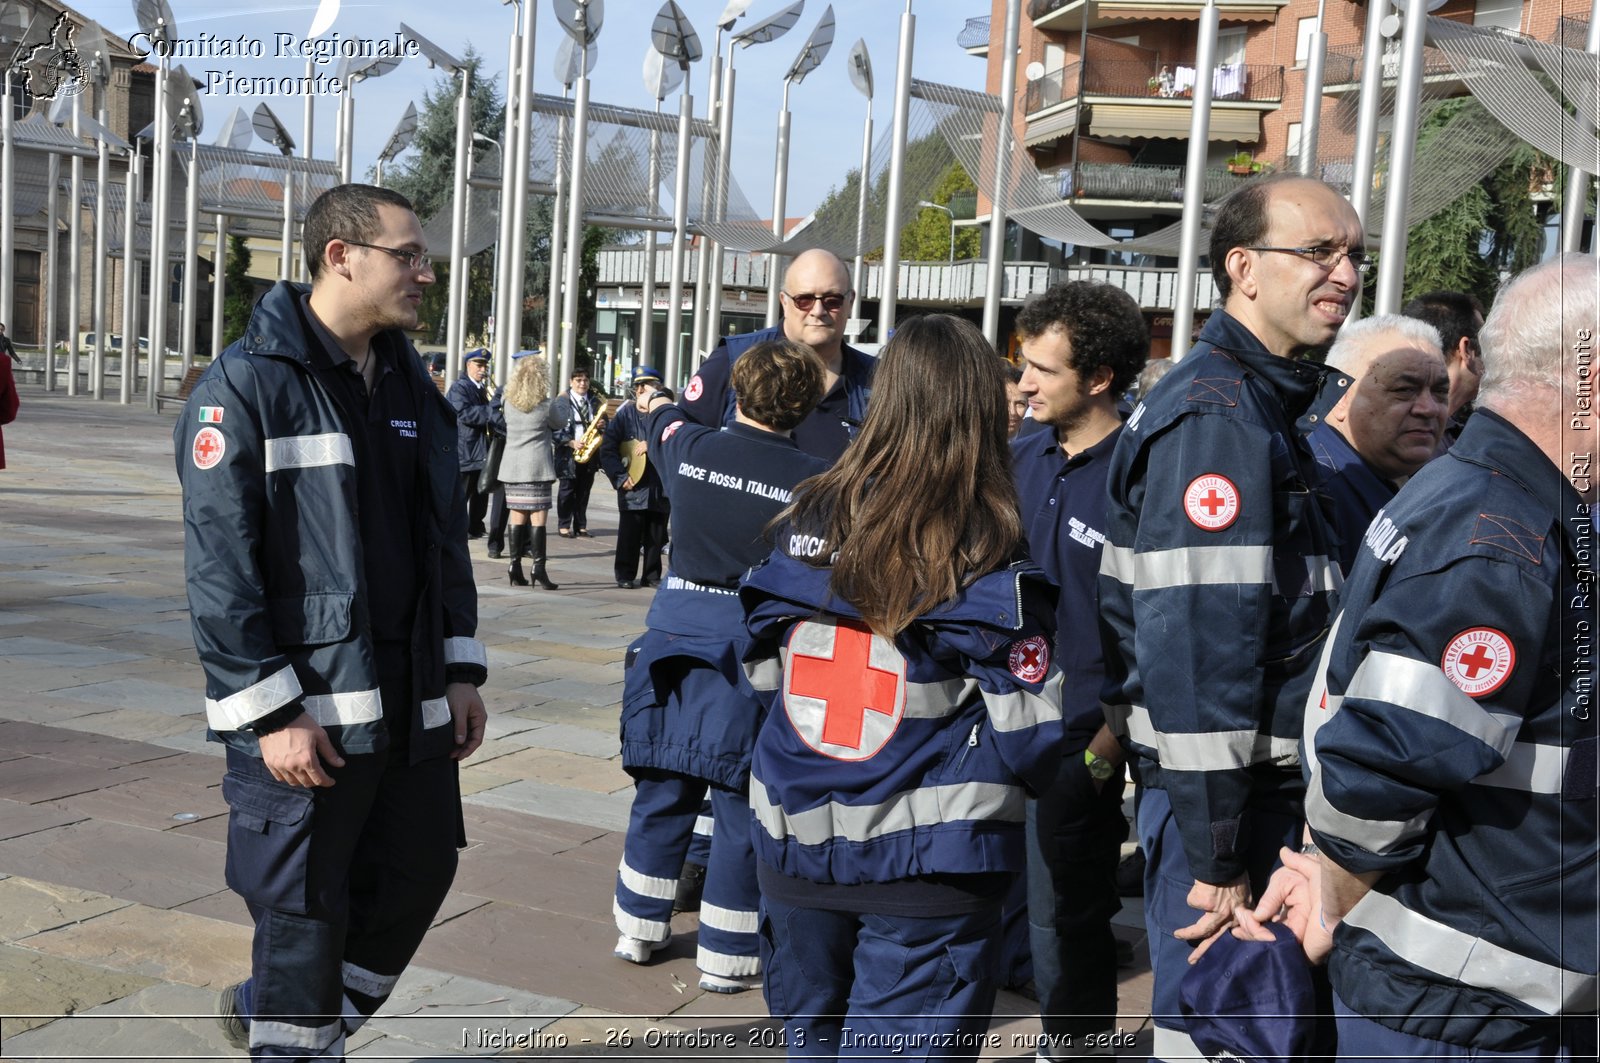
[784,617,907,761]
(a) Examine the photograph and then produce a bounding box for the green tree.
[901,163,984,261]
[221,233,254,348]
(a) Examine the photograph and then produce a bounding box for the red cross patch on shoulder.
[784,618,906,761]
[1184,473,1240,531]
[683,375,704,402]
[1008,635,1050,683]
[1441,627,1515,698]
[192,426,226,470]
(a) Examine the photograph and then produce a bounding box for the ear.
[323,238,353,277]
[1084,364,1116,397]
[1328,389,1353,428]
[1226,246,1258,299]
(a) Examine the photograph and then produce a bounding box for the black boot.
[531,526,560,590]
[507,525,530,586]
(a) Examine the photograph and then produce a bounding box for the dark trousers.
[760,893,1004,1060]
[486,488,508,552]
[460,471,488,536]
[557,464,597,532]
[1026,750,1129,1053]
[614,507,668,583]
[221,745,462,1060]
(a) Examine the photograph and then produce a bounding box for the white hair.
[1324,314,1442,376]
[1478,254,1600,406]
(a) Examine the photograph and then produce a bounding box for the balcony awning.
[1088,104,1261,141]
[1097,3,1276,19]
[1024,104,1081,148]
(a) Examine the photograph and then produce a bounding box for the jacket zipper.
[952,722,981,773]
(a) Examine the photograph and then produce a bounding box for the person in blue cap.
[597,366,670,589]
[446,348,500,541]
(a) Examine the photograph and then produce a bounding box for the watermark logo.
[19,14,89,101]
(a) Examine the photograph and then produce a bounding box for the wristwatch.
[1083,748,1116,782]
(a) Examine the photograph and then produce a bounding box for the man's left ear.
[1086,364,1116,396]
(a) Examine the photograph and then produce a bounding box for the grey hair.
[1324,315,1442,375]
[1478,254,1600,406]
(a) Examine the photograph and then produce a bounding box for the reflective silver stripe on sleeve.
[1344,651,1519,758]
[983,671,1064,732]
[743,656,782,693]
[1305,766,1432,854]
[1124,704,1298,770]
[204,665,304,731]
[1131,545,1274,590]
[341,961,399,999]
[1302,554,1344,594]
[618,856,676,900]
[419,696,450,730]
[1302,610,1347,778]
[700,900,760,935]
[443,636,486,669]
[903,677,980,719]
[263,433,355,472]
[1100,544,1135,584]
[300,689,382,727]
[749,776,1024,846]
[1476,741,1569,794]
[1343,889,1599,1014]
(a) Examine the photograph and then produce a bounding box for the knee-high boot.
[531,526,560,590]
[507,525,530,586]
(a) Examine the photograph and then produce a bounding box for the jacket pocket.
[266,592,354,648]
[222,770,315,914]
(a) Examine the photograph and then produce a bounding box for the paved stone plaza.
[0,384,1155,1060]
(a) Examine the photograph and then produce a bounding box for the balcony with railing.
[1555,15,1589,47]
[1322,43,1464,92]
[1025,58,1283,115]
[1063,161,1254,203]
[958,16,991,54]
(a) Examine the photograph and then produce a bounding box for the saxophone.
[574,398,622,464]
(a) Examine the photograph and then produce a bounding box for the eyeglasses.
[783,290,847,313]
[1244,245,1372,274]
[340,239,434,274]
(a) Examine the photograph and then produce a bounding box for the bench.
[155,366,207,412]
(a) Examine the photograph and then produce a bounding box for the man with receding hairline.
[1099,174,1360,1061]
[681,248,874,463]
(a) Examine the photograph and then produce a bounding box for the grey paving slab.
[0,943,159,1039]
[465,780,633,832]
[0,636,144,668]
[0,818,225,910]
[41,677,202,715]
[0,980,241,1060]
[358,966,578,1055]
[0,569,123,587]
[0,609,43,626]
[52,592,190,613]
[495,721,622,760]
[0,798,87,842]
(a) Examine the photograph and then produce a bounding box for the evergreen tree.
[221,233,254,348]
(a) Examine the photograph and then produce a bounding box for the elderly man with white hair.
[1239,255,1600,1061]
[1309,314,1450,572]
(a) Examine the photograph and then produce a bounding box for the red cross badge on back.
[1440,627,1516,698]
[784,618,907,761]
[1184,473,1240,531]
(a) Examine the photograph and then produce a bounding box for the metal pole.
[43,151,59,391]
[67,102,83,395]
[504,0,537,371]
[665,91,694,387]
[640,107,662,365]
[692,39,724,358]
[280,166,295,282]
[147,60,171,409]
[445,68,472,367]
[1298,0,1327,178]
[878,1,917,337]
[850,106,872,325]
[706,59,736,353]
[120,152,140,404]
[1561,0,1600,252]
[211,213,226,360]
[545,103,569,362]
[493,12,523,379]
[560,73,592,389]
[181,137,200,371]
[300,57,313,281]
[0,69,13,346]
[339,89,355,185]
[1373,0,1429,315]
[765,82,793,328]
[92,89,111,399]
[1170,0,1220,358]
[981,0,1021,344]
[1348,0,1389,229]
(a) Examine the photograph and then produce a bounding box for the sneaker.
[217,981,249,1050]
[614,933,670,964]
[698,972,755,994]
[673,861,706,914]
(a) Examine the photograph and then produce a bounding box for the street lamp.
[917,200,955,264]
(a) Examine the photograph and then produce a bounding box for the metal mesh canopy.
[184,144,340,222]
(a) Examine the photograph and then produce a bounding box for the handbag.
[477,433,505,496]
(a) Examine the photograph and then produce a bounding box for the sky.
[63,0,992,220]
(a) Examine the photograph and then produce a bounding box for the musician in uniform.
[599,367,671,589]
[553,366,605,538]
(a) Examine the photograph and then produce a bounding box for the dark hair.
[1208,173,1309,301]
[782,313,1021,637]
[1015,281,1150,396]
[1004,362,1023,385]
[731,339,826,432]
[1401,289,1483,361]
[302,184,417,280]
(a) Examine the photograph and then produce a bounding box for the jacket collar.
[1452,409,1582,525]
[1198,309,1332,419]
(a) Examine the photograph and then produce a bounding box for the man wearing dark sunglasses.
[681,249,874,464]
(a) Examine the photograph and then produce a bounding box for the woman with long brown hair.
[496,352,568,588]
[740,313,1065,1057]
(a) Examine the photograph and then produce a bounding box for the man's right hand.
[258,714,344,788]
[1177,874,1252,962]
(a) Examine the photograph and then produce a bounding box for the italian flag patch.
[199,406,224,423]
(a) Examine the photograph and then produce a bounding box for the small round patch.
[192,426,226,470]
[1008,635,1051,683]
[1184,474,1240,531]
[683,375,704,402]
[659,420,683,444]
[1440,627,1515,698]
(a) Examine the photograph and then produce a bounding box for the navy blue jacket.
[446,374,501,473]
[1307,421,1397,575]
[1099,309,1344,883]
[551,389,604,480]
[740,542,1065,886]
[1307,410,1597,1053]
[597,400,668,512]
[174,281,486,762]
[680,326,875,463]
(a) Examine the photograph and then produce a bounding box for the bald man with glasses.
[681,249,875,464]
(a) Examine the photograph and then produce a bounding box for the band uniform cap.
[463,349,491,367]
[513,349,541,360]
[631,365,663,385]
[1179,921,1331,1062]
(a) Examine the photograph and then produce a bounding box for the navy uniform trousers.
[222,647,462,1061]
